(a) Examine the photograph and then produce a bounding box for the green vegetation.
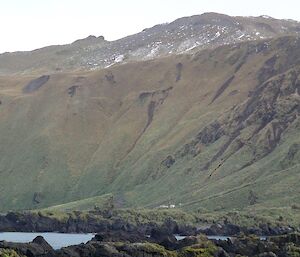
[113,208,197,226]
[42,194,114,212]
[114,241,218,257]
[194,207,300,227]
[135,243,177,257]
[0,36,299,216]
[0,249,23,257]
[286,244,300,257]
[180,243,217,257]
[27,204,300,230]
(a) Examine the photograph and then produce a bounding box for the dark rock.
[161,155,175,168]
[200,223,240,236]
[0,236,53,257]
[32,236,53,252]
[176,236,198,249]
[33,192,44,204]
[210,75,235,103]
[23,75,50,93]
[176,62,183,82]
[105,72,116,84]
[3,232,300,257]
[67,86,79,97]
[94,230,147,243]
[150,227,178,250]
[258,252,278,257]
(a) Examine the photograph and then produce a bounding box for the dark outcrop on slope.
[22,75,50,93]
[174,37,300,173]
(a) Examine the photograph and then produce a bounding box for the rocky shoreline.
[0,211,295,237]
[1,230,300,257]
[1,211,299,256]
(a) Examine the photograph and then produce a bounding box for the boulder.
[0,236,53,257]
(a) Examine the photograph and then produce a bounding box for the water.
[175,235,267,241]
[207,235,231,240]
[0,232,95,250]
[0,233,268,249]
[175,235,230,241]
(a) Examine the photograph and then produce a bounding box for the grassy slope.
[0,37,299,212]
[42,194,113,212]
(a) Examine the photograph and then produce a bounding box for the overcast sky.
[1,0,299,53]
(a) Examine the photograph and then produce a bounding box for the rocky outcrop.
[214,233,300,257]
[22,75,50,93]
[161,155,176,168]
[93,230,147,243]
[0,211,295,238]
[3,233,300,257]
[0,212,110,233]
[0,235,219,257]
[171,63,300,175]
[199,223,294,236]
[0,212,189,236]
[0,236,53,257]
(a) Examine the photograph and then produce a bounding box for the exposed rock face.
[1,13,300,75]
[0,236,53,257]
[93,230,147,243]
[198,223,294,237]
[0,211,295,238]
[31,236,53,252]
[175,54,300,173]
[22,75,50,93]
[161,156,176,168]
[0,212,110,233]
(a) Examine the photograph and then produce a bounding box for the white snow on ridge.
[211,31,221,41]
[261,15,273,19]
[147,46,160,58]
[114,54,125,63]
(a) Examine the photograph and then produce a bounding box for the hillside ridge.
[1,12,300,75]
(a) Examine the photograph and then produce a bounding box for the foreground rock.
[0,234,221,257]
[2,233,300,257]
[0,236,53,256]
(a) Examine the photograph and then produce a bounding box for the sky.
[1,0,300,53]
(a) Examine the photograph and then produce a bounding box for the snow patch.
[146,46,160,58]
[261,15,272,19]
[114,55,125,63]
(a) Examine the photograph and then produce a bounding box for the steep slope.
[1,13,300,75]
[0,35,299,212]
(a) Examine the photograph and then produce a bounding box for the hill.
[1,13,300,75]
[0,14,299,212]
